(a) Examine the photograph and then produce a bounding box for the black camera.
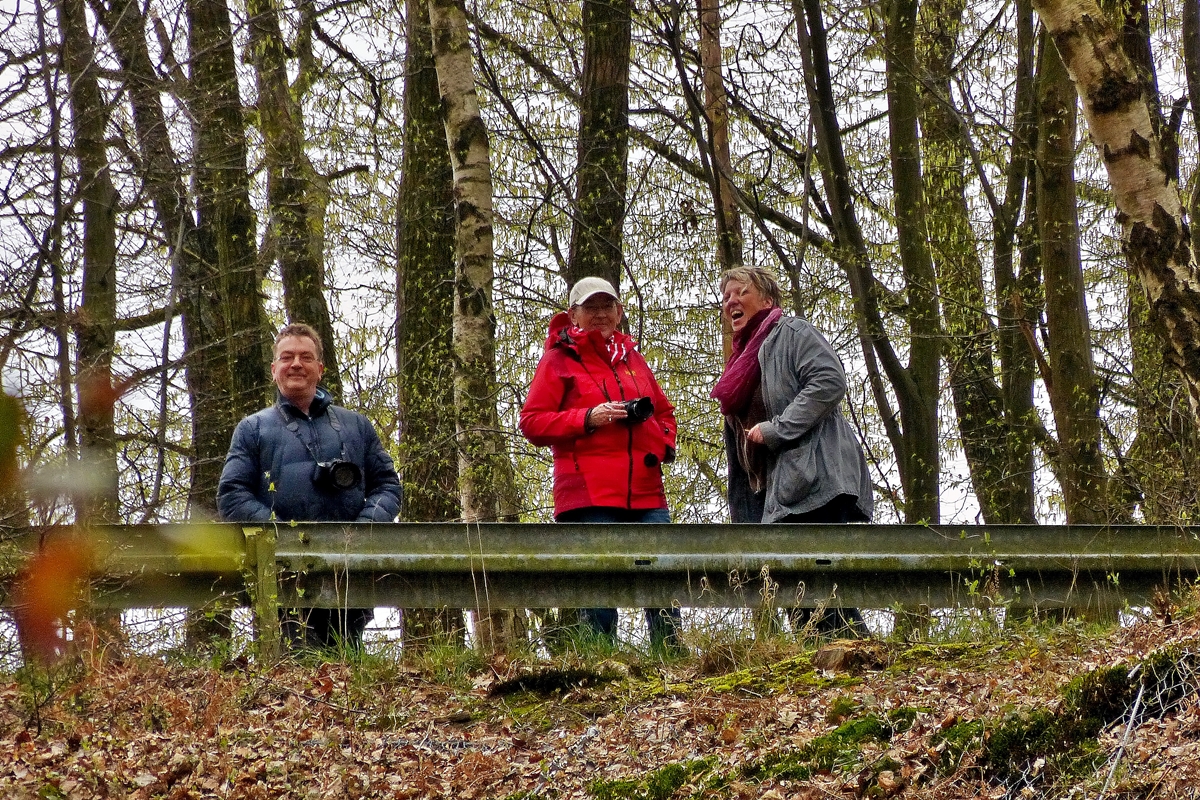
[621,396,654,424]
[314,459,362,492]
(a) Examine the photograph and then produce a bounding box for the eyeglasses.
[576,299,619,313]
[275,352,318,364]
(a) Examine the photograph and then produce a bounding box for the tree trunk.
[102,0,269,518]
[0,392,28,531]
[885,0,941,523]
[57,0,126,653]
[1185,0,1200,259]
[58,0,119,524]
[247,0,341,399]
[566,0,631,289]
[991,0,1040,524]
[398,0,466,648]
[1035,32,1108,523]
[1032,0,1200,422]
[918,0,1019,523]
[1111,0,1197,522]
[698,0,742,273]
[429,0,523,651]
[183,0,252,517]
[794,0,942,523]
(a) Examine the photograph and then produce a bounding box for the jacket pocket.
[770,443,817,507]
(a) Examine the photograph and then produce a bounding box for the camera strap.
[274,403,347,467]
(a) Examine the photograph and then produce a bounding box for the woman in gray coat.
[712,267,873,635]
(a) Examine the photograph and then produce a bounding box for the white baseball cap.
[569,277,620,307]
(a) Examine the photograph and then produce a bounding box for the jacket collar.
[277,386,332,418]
[545,311,637,363]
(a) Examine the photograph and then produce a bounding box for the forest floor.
[3,600,1200,800]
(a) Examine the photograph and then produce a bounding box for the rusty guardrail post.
[242,526,279,660]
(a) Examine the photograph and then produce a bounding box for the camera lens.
[623,396,654,423]
[328,461,360,490]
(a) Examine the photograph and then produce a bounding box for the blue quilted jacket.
[217,388,401,523]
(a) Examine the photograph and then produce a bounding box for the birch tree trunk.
[1185,0,1200,259]
[1113,0,1196,521]
[429,0,523,651]
[1032,0,1200,421]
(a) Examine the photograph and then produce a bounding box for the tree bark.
[1106,0,1197,522]
[918,0,1026,524]
[991,0,1040,524]
[885,0,941,523]
[698,0,742,273]
[1035,34,1109,523]
[567,0,631,289]
[1185,0,1200,259]
[183,0,258,516]
[794,0,939,522]
[58,0,119,524]
[247,0,341,398]
[398,0,466,647]
[1032,0,1200,422]
[57,0,127,653]
[100,0,269,517]
[429,0,523,650]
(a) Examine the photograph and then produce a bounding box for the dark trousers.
[781,494,870,638]
[282,607,373,650]
[556,506,683,648]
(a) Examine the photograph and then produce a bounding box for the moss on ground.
[701,652,859,695]
[931,718,984,772]
[984,646,1200,785]
[743,708,918,782]
[588,757,717,800]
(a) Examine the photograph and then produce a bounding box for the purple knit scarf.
[710,306,783,416]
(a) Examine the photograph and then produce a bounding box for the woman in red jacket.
[519,277,681,647]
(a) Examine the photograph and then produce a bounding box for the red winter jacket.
[520,312,678,518]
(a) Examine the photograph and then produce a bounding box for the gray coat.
[725,316,873,523]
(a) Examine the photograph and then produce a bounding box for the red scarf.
[568,325,634,366]
[710,306,783,416]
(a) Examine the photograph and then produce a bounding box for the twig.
[1099,666,1145,800]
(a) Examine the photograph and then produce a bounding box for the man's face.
[271,335,324,405]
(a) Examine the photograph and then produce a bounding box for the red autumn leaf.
[13,536,92,661]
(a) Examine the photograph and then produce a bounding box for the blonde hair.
[719,266,783,308]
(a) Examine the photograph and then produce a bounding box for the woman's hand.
[746,424,765,444]
[587,402,628,430]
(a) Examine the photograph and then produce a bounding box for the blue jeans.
[555,506,682,647]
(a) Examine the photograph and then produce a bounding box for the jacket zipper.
[609,365,634,509]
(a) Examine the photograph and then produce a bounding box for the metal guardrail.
[5,523,1199,619]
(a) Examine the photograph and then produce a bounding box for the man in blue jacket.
[218,323,401,649]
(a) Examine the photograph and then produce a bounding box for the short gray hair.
[274,323,323,361]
